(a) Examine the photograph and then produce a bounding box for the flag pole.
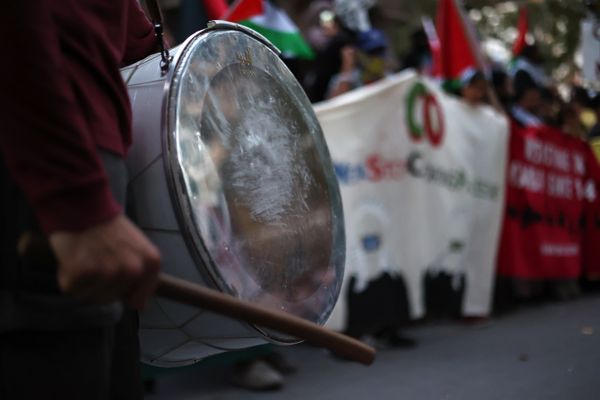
[421,16,442,79]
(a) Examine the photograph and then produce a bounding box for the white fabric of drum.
[316,71,509,329]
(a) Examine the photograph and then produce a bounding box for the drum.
[121,21,345,367]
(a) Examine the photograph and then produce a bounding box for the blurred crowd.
[145,0,600,393]
[294,3,600,144]
[157,0,600,146]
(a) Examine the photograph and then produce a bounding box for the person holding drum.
[0,2,161,398]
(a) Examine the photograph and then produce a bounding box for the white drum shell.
[121,22,345,368]
[123,45,266,368]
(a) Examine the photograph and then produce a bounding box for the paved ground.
[146,294,600,400]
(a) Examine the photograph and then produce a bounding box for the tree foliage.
[374,0,590,82]
[466,0,588,81]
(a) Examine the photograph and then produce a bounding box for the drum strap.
[144,0,164,26]
[144,0,172,74]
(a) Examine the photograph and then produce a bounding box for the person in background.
[305,4,340,53]
[401,29,433,74]
[303,10,357,103]
[566,85,596,138]
[491,68,513,112]
[326,28,389,99]
[537,88,563,128]
[458,68,488,107]
[510,70,544,127]
[560,101,588,139]
[509,43,551,89]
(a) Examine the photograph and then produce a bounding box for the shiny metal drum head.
[165,26,344,342]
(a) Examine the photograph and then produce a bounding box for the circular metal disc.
[165,27,344,341]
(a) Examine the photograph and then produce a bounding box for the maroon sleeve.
[0,2,121,234]
[122,0,160,66]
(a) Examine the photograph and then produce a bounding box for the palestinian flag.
[512,6,529,58]
[225,0,315,59]
[435,0,482,89]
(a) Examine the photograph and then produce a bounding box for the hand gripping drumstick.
[18,233,375,365]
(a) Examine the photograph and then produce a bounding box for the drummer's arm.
[0,2,120,233]
[0,2,160,309]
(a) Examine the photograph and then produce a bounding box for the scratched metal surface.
[168,30,345,333]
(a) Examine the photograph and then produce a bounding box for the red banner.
[498,122,595,279]
[582,145,600,279]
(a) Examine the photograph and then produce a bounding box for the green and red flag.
[224,0,315,59]
[435,0,483,89]
[512,6,529,58]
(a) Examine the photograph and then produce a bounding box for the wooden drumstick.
[17,233,375,365]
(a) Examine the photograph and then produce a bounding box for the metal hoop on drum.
[123,21,345,367]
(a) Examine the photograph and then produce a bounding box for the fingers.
[125,244,161,309]
[51,215,162,307]
[59,252,160,307]
[58,255,132,304]
[89,256,143,304]
[123,234,161,309]
[125,260,160,310]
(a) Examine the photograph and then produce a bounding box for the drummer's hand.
[49,215,161,309]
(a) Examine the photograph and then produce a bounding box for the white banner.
[317,72,509,330]
[582,17,600,87]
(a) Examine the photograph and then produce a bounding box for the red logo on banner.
[406,82,445,147]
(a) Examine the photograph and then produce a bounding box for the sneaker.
[231,359,284,391]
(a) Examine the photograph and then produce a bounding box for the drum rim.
[160,22,346,344]
[161,23,283,345]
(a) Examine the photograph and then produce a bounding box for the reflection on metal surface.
[166,29,344,335]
